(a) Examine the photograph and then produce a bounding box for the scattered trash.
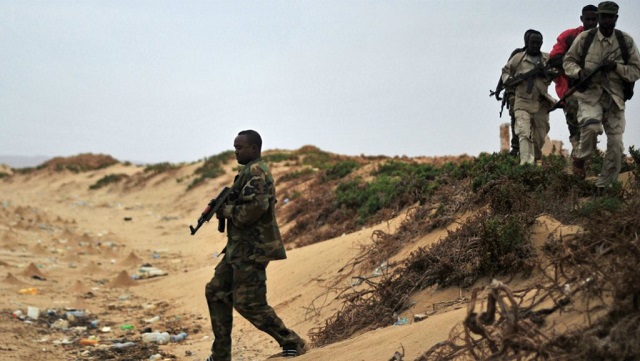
[53,338,74,345]
[135,266,168,279]
[17,287,38,295]
[170,332,188,342]
[79,338,99,346]
[89,319,100,328]
[140,326,153,334]
[149,354,163,360]
[51,319,69,329]
[65,309,85,318]
[100,326,112,333]
[112,341,136,348]
[27,306,40,320]
[12,310,23,318]
[144,315,161,323]
[120,324,134,330]
[124,217,133,221]
[413,313,428,322]
[393,317,409,326]
[142,331,170,344]
[372,261,388,277]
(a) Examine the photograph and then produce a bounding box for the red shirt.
[550,26,584,99]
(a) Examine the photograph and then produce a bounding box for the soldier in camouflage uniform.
[204,130,307,361]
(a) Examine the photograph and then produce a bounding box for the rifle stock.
[189,186,232,235]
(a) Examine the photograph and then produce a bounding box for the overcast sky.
[1,0,639,164]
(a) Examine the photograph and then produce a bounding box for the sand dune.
[0,151,621,361]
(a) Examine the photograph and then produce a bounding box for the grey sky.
[1,0,639,164]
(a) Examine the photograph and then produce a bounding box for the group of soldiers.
[494,1,640,190]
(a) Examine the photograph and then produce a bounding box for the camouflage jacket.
[220,157,286,264]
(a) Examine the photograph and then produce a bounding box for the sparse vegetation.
[188,150,234,190]
[89,174,128,190]
[296,146,337,169]
[41,153,119,173]
[278,167,315,183]
[322,160,360,181]
[307,150,640,354]
[263,152,298,164]
[5,144,640,360]
[144,162,180,174]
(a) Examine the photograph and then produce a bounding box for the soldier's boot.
[282,340,309,358]
[572,158,586,179]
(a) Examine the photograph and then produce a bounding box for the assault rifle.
[502,62,558,93]
[547,65,605,113]
[548,49,622,113]
[490,62,557,117]
[189,187,231,235]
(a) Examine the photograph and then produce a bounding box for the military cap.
[597,1,619,14]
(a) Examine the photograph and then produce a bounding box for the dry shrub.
[307,153,629,350]
[41,153,119,172]
[309,208,537,347]
[416,189,640,360]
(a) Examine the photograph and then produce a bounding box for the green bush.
[263,152,298,163]
[576,196,624,217]
[89,174,127,190]
[332,161,445,222]
[469,153,567,193]
[279,167,315,182]
[334,175,410,222]
[480,215,530,275]
[323,160,360,181]
[144,162,179,174]
[188,150,234,190]
[297,147,335,169]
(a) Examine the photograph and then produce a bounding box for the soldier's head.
[581,5,598,31]
[597,1,618,36]
[234,130,262,165]
[525,31,543,56]
[523,29,536,47]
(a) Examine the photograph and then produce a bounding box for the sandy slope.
[0,159,583,361]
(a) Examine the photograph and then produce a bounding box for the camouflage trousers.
[205,257,304,361]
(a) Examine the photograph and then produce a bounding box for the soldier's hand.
[544,68,560,78]
[494,86,503,101]
[547,55,563,68]
[576,70,591,91]
[216,207,226,218]
[601,60,617,72]
[578,69,590,82]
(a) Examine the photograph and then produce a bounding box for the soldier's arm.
[614,34,640,83]
[222,170,270,228]
[501,55,517,83]
[563,32,585,79]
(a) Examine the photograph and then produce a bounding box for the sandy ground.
[0,159,586,361]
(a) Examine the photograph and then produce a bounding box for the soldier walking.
[501,31,558,165]
[204,130,307,361]
[563,1,640,187]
